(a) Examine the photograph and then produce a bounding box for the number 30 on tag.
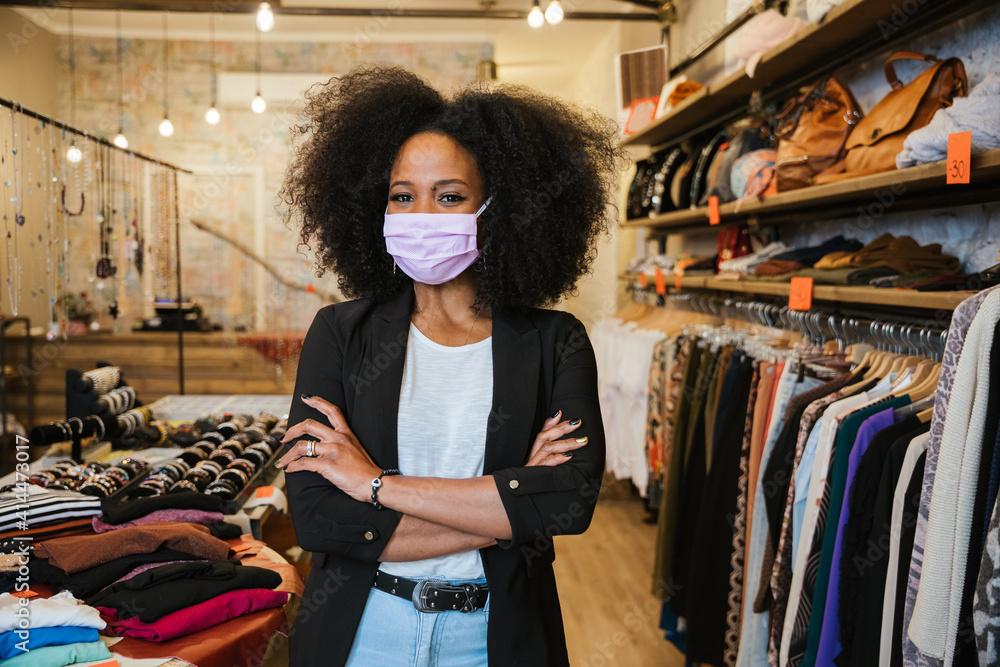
[947,131,971,185]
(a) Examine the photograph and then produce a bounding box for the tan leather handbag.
[773,76,862,192]
[815,52,967,183]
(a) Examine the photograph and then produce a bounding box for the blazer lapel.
[363,287,414,471]
[485,311,541,473]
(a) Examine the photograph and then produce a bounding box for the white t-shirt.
[378,323,493,581]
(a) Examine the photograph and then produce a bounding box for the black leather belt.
[373,570,489,613]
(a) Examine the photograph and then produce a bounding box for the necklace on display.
[417,303,484,346]
[2,112,12,316]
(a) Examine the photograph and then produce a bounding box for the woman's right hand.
[525,410,588,467]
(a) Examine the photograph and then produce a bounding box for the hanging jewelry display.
[45,120,59,338]
[2,108,12,316]
[95,144,114,281]
[6,105,23,316]
[132,155,143,277]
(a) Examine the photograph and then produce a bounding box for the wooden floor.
[553,499,684,667]
[262,495,683,666]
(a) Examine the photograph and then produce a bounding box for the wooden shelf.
[664,276,973,311]
[623,0,983,149]
[624,148,1000,232]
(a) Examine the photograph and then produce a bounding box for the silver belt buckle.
[412,579,447,613]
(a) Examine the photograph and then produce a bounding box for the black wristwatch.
[371,469,400,510]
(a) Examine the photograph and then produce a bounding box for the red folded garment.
[35,522,232,574]
[97,588,289,642]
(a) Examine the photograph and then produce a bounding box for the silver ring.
[306,441,316,457]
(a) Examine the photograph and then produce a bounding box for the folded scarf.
[98,587,288,642]
[897,72,1000,169]
[0,590,106,633]
[0,626,98,660]
[35,522,231,574]
[91,508,225,533]
[2,639,110,667]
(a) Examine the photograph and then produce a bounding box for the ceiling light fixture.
[527,0,544,28]
[252,30,266,113]
[545,0,564,25]
[66,8,82,162]
[256,1,275,32]
[113,10,128,148]
[158,11,173,137]
[205,14,220,125]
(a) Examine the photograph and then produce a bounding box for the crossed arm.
[276,395,587,562]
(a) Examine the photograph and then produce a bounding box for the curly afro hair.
[280,65,627,312]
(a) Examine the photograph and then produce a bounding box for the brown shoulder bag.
[815,51,967,183]
[773,76,862,192]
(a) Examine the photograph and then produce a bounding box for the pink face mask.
[384,196,492,285]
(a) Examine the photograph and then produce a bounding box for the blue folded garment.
[0,627,100,661]
[2,639,110,667]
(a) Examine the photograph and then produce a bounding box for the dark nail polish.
[564,452,574,458]
[551,410,560,419]
[570,419,581,426]
[301,394,313,400]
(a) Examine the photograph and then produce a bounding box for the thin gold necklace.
[417,304,483,346]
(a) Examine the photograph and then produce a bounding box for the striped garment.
[0,485,102,532]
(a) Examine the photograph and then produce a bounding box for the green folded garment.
[3,640,111,667]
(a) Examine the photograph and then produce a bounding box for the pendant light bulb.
[256,2,275,32]
[251,94,266,114]
[66,143,83,163]
[527,0,545,28]
[113,132,129,149]
[159,116,174,137]
[544,0,564,24]
[205,106,221,125]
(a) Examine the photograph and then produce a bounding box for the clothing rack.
[660,291,949,358]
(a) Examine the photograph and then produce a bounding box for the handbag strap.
[884,51,941,90]
[775,78,831,138]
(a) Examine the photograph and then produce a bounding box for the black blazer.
[284,286,605,666]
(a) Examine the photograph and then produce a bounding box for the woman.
[275,66,624,666]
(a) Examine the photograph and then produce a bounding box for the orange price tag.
[708,195,721,225]
[637,272,647,288]
[11,589,38,599]
[789,277,814,311]
[654,268,667,295]
[675,273,683,290]
[254,485,275,499]
[946,131,971,184]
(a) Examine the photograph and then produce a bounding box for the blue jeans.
[345,582,489,667]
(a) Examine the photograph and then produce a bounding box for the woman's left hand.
[276,395,381,503]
